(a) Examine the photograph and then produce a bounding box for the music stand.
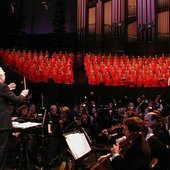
[12,121,42,170]
[63,131,92,169]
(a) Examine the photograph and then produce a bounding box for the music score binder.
[64,132,91,160]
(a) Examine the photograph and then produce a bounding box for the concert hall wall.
[0,0,169,55]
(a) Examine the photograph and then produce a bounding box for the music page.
[65,133,91,160]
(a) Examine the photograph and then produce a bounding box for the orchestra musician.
[11,104,37,168]
[46,104,62,164]
[18,104,30,121]
[98,117,151,170]
[0,67,29,170]
[144,112,169,146]
[143,125,168,170]
[46,105,73,166]
[29,103,38,120]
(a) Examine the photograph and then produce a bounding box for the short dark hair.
[124,117,145,133]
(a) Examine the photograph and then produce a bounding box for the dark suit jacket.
[111,136,151,170]
[0,83,25,130]
[147,135,168,170]
[153,125,169,145]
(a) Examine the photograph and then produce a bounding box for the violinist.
[143,125,168,170]
[109,117,151,170]
[46,105,73,165]
[97,108,135,146]
[99,117,151,170]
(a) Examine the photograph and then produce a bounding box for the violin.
[101,123,123,134]
[99,123,123,140]
[118,133,142,156]
[108,123,123,132]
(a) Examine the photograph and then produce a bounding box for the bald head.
[0,67,5,83]
[144,112,159,128]
[0,67,5,75]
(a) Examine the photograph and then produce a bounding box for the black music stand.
[12,121,42,170]
[35,109,49,170]
[63,131,92,170]
[18,129,30,170]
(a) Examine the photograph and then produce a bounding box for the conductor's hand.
[20,89,29,97]
[8,83,16,90]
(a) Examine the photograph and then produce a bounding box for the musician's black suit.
[111,136,151,170]
[147,135,168,170]
[0,83,26,170]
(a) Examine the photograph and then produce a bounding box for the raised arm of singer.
[0,67,29,170]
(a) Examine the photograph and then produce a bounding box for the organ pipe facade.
[77,0,170,42]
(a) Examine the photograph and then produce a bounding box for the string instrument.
[90,154,112,170]
[135,99,146,113]
[108,123,123,133]
[99,123,123,139]
[91,133,143,170]
[118,133,142,157]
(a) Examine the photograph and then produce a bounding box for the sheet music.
[12,117,18,121]
[12,121,41,129]
[65,132,91,160]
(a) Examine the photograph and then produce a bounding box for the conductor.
[0,67,29,170]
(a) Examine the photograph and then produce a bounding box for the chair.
[148,158,158,170]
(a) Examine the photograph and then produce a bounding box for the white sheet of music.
[12,121,41,129]
[65,132,91,160]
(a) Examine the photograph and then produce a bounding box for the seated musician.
[46,104,61,165]
[18,104,30,121]
[99,117,151,170]
[97,108,135,146]
[18,103,38,121]
[29,103,38,120]
[143,125,168,170]
[144,112,169,145]
[13,104,38,165]
[46,105,73,166]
